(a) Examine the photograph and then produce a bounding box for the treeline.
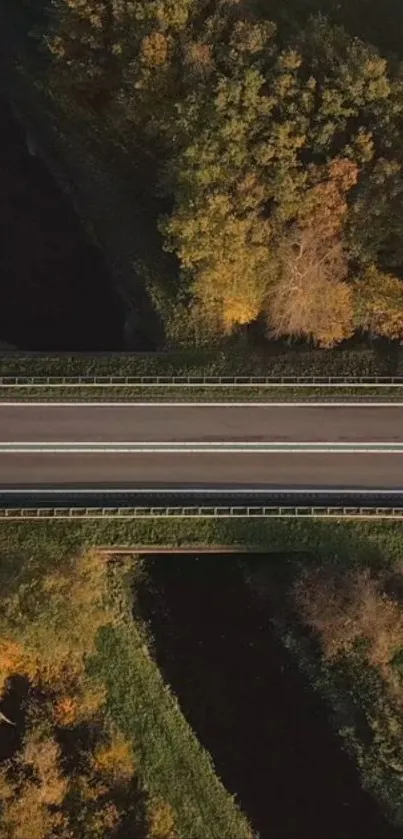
[32,1,403,346]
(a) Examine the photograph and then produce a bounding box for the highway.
[0,403,403,489]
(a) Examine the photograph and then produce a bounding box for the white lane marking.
[0,447,403,455]
[0,402,403,408]
[0,444,403,453]
[0,440,403,452]
[0,441,402,447]
[2,488,403,494]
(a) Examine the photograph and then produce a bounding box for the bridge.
[0,403,402,513]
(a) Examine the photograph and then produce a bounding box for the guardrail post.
[0,504,403,519]
[0,375,403,388]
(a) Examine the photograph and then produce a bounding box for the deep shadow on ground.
[138,554,399,839]
[0,95,124,350]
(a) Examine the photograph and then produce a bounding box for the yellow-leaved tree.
[267,158,358,346]
[267,225,354,347]
[165,190,273,334]
[353,264,403,339]
[0,549,112,699]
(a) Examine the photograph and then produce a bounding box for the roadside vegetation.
[0,340,402,381]
[3,519,403,831]
[0,532,253,839]
[3,0,403,354]
[2,386,403,402]
[1,344,403,400]
[0,549,147,839]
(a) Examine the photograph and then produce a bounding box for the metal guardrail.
[0,375,403,387]
[2,505,403,519]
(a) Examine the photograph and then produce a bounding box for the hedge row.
[0,340,401,378]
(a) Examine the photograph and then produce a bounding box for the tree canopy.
[41,0,403,346]
[0,548,177,839]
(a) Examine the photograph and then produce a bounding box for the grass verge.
[1,516,403,563]
[0,386,402,402]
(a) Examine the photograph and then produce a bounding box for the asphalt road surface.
[0,403,403,488]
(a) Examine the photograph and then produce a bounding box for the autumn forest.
[32,0,403,349]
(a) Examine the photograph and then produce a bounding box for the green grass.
[1,517,403,564]
[0,385,402,402]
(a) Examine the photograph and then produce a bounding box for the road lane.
[0,404,403,442]
[1,403,403,489]
[0,452,403,488]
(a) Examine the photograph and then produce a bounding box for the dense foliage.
[0,549,179,839]
[0,540,253,839]
[34,0,403,347]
